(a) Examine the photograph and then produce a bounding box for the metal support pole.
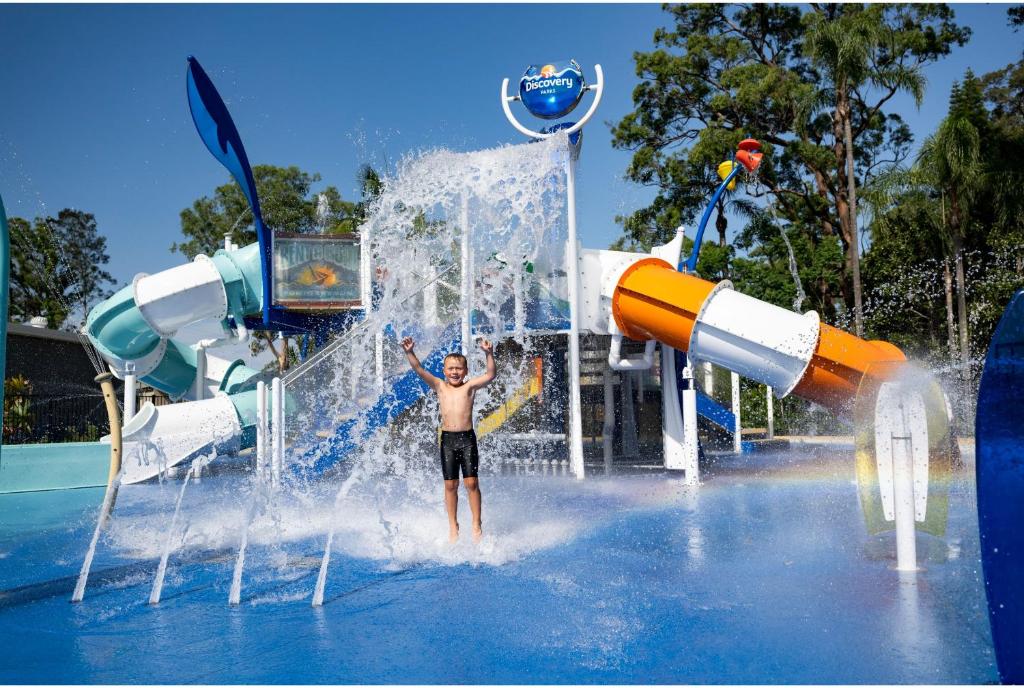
[460,192,472,357]
[703,361,714,395]
[731,371,742,454]
[256,380,267,479]
[193,344,207,401]
[271,377,283,488]
[621,371,639,457]
[681,355,699,485]
[424,263,439,327]
[124,364,137,423]
[565,152,585,479]
[892,434,918,571]
[766,385,775,439]
[602,368,614,474]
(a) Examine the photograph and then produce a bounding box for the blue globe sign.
[519,60,586,120]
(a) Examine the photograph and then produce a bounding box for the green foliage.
[8,209,114,329]
[3,375,33,441]
[173,164,372,259]
[612,3,969,323]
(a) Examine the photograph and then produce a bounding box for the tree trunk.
[842,95,864,337]
[943,257,959,365]
[278,335,290,374]
[716,198,727,247]
[952,233,970,379]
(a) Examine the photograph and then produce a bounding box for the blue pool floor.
[0,443,999,683]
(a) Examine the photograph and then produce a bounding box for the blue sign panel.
[519,60,585,120]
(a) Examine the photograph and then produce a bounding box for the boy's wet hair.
[443,352,468,368]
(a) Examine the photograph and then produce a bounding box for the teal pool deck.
[0,442,998,683]
[0,442,108,493]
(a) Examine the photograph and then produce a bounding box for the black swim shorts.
[439,429,479,481]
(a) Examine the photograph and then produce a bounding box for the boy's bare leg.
[444,479,460,542]
[464,477,483,542]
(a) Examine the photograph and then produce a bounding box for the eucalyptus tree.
[7,210,114,329]
[612,3,968,324]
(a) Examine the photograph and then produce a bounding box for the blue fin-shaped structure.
[185,56,272,326]
[976,288,1024,684]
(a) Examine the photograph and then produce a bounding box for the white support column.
[123,363,137,422]
[703,361,714,395]
[602,368,615,474]
[460,192,472,357]
[892,435,918,571]
[565,152,585,479]
[193,343,207,401]
[731,371,742,454]
[424,264,439,328]
[681,355,699,485]
[271,377,284,489]
[766,385,775,439]
[256,380,267,479]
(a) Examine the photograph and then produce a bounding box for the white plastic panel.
[874,382,930,521]
[134,254,228,337]
[577,248,651,334]
[109,393,242,484]
[690,288,820,397]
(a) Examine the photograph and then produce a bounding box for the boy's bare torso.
[437,382,479,431]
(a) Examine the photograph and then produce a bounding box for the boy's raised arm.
[401,337,441,391]
[467,339,496,389]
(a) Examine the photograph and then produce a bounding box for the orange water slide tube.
[610,258,905,413]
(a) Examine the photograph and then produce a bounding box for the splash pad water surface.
[0,442,996,683]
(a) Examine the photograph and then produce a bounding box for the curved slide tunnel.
[611,258,906,415]
[86,243,273,483]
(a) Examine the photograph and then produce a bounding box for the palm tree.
[804,5,926,337]
[914,110,984,378]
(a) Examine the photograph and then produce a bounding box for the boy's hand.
[401,336,415,353]
[479,338,493,354]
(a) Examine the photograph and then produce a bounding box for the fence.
[3,389,171,444]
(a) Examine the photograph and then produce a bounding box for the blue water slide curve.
[296,323,462,477]
[976,288,1024,684]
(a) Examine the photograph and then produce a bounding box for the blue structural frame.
[976,288,1024,684]
[681,162,742,274]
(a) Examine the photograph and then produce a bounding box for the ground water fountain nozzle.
[682,137,764,274]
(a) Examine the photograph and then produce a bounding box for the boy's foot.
[472,525,483,543]
[449,524,460,543]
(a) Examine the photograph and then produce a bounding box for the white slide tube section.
[134,255,228,338]
[689,286,820,398]
[110,394,243,485]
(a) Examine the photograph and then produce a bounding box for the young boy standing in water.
[401,336,496,543]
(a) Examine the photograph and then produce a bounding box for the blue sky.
[0,3,1021,292]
